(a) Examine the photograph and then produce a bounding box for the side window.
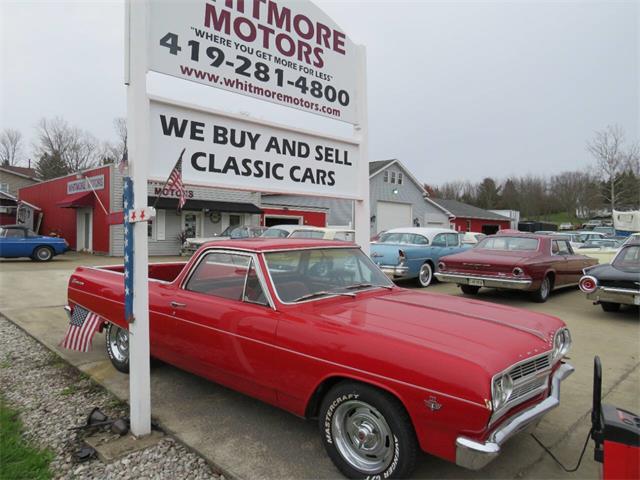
[243,259,268,306]
[397,172,403,185]
[445,233,460,247]
[383,171,389,183]
[558,241,571,254]
[551,240,564,255]
[291,230,324,239]
[185,252,250,300]
[432,234,447,247]
[390,171,396,184]
[412,234,429,245]
[5,229,25,238]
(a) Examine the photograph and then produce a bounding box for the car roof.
[199,238,355,252]
[385,227,457,238]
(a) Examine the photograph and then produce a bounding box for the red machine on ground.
[591,356,640,479]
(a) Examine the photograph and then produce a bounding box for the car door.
[167,250,279,404]
[550,239,574,286]
[0,228,27,258]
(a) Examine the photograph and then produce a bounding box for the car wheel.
[33,246,53,262]
[460,284,480,295]
[319,382,418,479]
[106,322,129,373]
[531,275,552,303]
[416,262,433,288]
[601,302,620,312]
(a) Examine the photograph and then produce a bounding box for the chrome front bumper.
[380,265,410,279]
[435,272,532,290]
[587,286,640,306]
[455,363,574,470]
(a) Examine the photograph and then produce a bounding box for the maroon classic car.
[67,239,574,478]
[436,232,598,302]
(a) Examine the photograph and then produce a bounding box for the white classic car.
[261,225,355,241]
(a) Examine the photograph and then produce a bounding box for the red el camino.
[67,239,574,478]
[436,232,598,302]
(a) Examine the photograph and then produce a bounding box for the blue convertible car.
[370,227,471,287]
[0,225,69,261]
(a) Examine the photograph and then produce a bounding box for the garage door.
[376,201,412,233]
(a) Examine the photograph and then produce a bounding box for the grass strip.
[0,397,53,480]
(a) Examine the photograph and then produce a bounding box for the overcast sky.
[1,0,637,184]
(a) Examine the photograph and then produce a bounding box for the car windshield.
[477,236,539,251]
[0,227,23,238]
[262,228,290,238]
[264,247,393,303]
[612,245,640,272]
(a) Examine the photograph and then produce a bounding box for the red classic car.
[435,232,598,302]
[67,239,574,478]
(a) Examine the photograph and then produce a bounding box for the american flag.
[61,306,103,352]
[123,177,134,323]
[166,148,187,211]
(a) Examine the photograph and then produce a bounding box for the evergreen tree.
[36,152,70,180]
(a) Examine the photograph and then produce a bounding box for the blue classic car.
[0,225,69,261]
[370,227,471,287]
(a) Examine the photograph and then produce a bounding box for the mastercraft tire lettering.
[319,382,418,479]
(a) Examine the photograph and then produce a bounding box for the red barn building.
[431,198,511,235]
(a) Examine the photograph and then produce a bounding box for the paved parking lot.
[1,252,638,479]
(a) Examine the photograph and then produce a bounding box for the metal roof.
[431,198,510,221]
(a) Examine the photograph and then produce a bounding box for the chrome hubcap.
[38,249,50,260]
[108,326,129,362]
[419,265,432,285]
[541,278,550,298]
[332,400,394,473]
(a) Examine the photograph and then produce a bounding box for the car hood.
[313,289,562,374]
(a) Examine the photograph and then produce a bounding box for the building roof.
[0,165,38,180]
[368,159,395,175]
[431,198,510,221]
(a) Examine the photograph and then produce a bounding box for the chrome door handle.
[71,279,84,286]
[170,301,186,308]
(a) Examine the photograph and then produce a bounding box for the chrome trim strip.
[456,363,574,470]
[599,286,640,294]
[435,272,532,288]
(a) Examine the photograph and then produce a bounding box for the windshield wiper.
[344,283,393,291]
[292,290,356,302]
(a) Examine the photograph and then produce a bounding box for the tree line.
[428,125,639,219]
[0,117,127,180]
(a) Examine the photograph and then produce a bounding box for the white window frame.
[397,172,403,185]
[0,183,8,193]
[383,171,389,183]
[390,171,396,184]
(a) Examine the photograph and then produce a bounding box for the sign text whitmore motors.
[67,175,105,195]
[149,101,359,198]
[149,0,358,123]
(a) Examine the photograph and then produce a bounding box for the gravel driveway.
[0,316,220,480]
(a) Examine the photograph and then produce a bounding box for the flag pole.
[151,148,186,211]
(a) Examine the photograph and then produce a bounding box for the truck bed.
[98,262,187,283]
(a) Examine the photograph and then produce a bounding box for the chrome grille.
[510,376,547,402]
[509,354,551,381]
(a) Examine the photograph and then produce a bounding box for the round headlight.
[438,261,446,271]
[553,328,572,360]
[492,373,514,411]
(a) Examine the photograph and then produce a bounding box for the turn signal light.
[579,276,598,293]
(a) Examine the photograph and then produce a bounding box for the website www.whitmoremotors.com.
[178,65,342,119]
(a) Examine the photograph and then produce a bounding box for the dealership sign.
[148,0,357,123]
[149,99,359,198]
[67,175,105,195]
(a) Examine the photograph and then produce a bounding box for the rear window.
[262,228,289,238]
[477,236,539,251]
[613,245,640,272]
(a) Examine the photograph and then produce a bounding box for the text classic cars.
[66,238,573,478]
[579,237,640,312]
[435,232,598,302]
[370,227,471,287]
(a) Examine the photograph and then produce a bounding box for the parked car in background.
[534,230,556,235]
[436,233,598,302]
[262,225,355,241]
[576,238,625,264]
[592,226,615,237]
[0,225,69,261]
[461,232,487,245]
[575,231,608,242]
[370,228,470,287]
[558,223,573,231]
[550,232,585,251]
[580,237,640,312]
[181,226,267,255]
[67,238,574,478]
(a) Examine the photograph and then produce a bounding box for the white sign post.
[125,0,152,437]
[125,0,369,436]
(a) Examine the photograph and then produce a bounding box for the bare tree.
[34,117,99,173]
[100,117,128,164]
[587,125,638,211]
[0,128,23,166]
